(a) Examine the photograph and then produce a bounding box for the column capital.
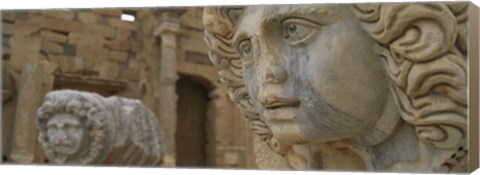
[153,9,187,36]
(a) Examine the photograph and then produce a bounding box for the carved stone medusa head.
[36,90,164,165]
[203,3,468,173]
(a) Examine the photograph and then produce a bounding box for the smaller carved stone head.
[36,90,108,164]
[46,113,86,156]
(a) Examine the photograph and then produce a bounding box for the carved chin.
[53,146,78,155]
[269,122,308,145]
[51,154,68,164]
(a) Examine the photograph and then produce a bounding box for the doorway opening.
[175,75,211,167]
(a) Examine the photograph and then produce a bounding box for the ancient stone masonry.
[36,90,164,165]
[203,2,469,173]
[3,7,255,168]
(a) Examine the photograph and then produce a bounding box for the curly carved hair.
[203,2,468,171]
[36,90,108,164]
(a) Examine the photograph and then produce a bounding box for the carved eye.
[48,125,57,131]
[237,39,254,66]
[66,124,80,132]
[282,18,321,46]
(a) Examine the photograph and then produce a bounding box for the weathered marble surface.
[36,90,164,165]
[203,3,468,173]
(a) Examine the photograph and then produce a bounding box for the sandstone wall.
[1,7,256,168]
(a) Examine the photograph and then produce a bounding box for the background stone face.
[1,8,256,168]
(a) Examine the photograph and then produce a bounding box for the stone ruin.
[36,89,164,165]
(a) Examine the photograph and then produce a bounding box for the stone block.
[84,25,115,38]
[180,30,209,54]
[63,44,76,56]
[104,39,131,51]
[43,17,82,33]
[128,59,143,69]
[39,60,59,84]
[108,18,138,31]
[131,41,141,52]
[10,48,41,72]
[47,54,75,72]
[109,50,128,62]
[74,57,84,72]
[183,8,196,16]
[180,14,204,30]
[13,21,41,36]
[40,30,68,43]
[78,12,100,24]
[2,12,16,22]
[10,36,42,52]
[83,56,100,72]
[115,28,131,40]
[122,69,140,81]
[140,18,154,36]
[23,15,46,26]
[142,38,160,55]
[93,9,123,18]
[41,39,63,54]
[195,8,203,18]
[48,20,111,38]
[76,43,109,60]
[41,10,75,20]
[3,47,11,55]
[99,60,119,79]
[2,35,10,47]
[68,32,105,46]
[2,22,14,35]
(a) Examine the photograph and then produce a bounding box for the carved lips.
[260,95,300,122]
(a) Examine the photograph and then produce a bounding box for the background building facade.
[1,7,258,168]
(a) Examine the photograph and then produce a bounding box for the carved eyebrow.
[63,119,81,126]
[262,5,337,27]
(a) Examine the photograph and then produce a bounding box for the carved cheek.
[47,129,57,144]
[69,127,85,147]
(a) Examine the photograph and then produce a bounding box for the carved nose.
[263,65,286,84]
[54,129,68,145]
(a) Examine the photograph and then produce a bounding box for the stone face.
[203,3,469,173]
[36,90,164,165]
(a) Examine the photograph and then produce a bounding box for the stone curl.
[351,3,467,152]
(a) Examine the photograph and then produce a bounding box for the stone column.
[9,62,53,163]
[153,9,186,167]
